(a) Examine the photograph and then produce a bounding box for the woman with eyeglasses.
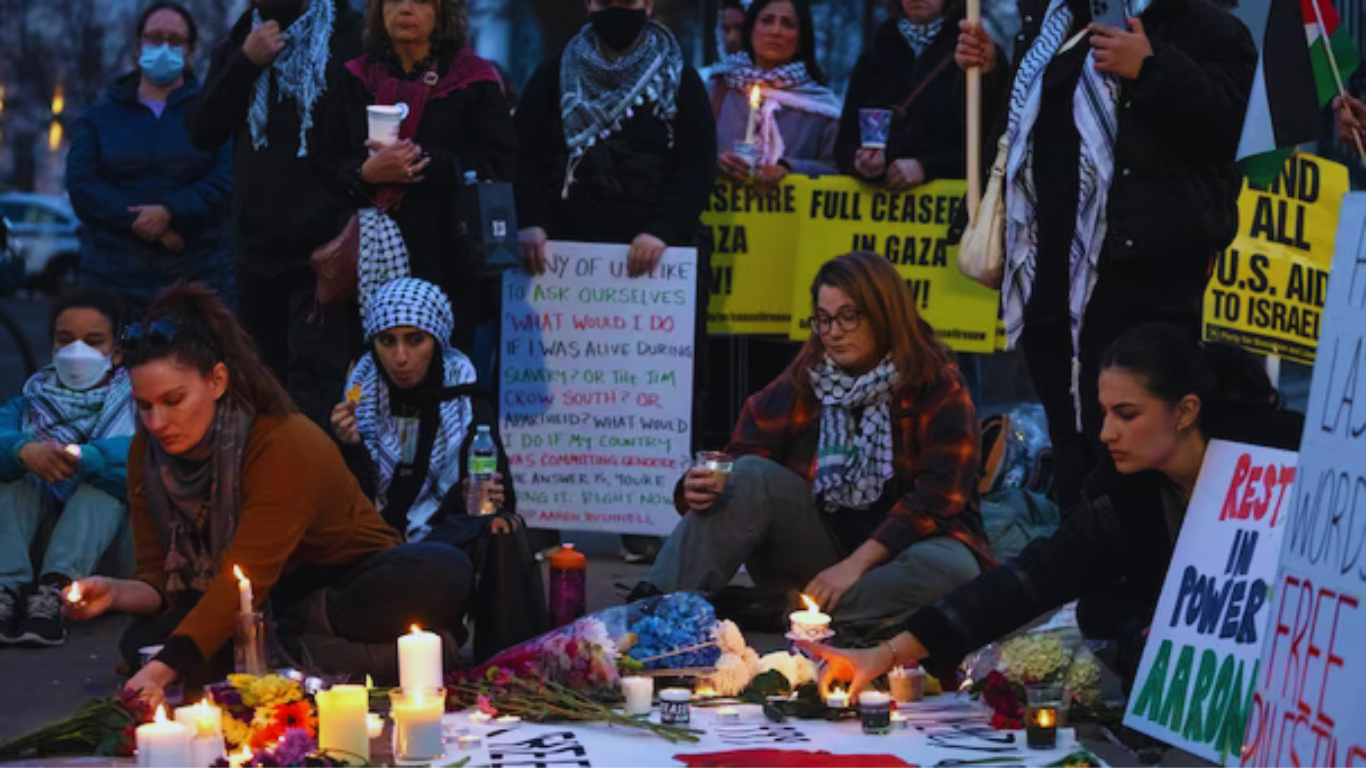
[66,2,234,314]
[65,283,472,707]
[632,252,989,633]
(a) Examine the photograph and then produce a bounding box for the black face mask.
[590,8,648,52]
[255,0,306,28]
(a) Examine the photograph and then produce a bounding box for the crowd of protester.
[2,0,1360,713]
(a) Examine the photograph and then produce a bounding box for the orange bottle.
[549,544,587,628]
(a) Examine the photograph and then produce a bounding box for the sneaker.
[0,588,20,644]
[17,582,66,647]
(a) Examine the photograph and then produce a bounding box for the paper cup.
[858,108,893,149]
[367,103,410,147]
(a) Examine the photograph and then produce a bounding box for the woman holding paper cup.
[802,323,1304,699]
[713,0,840,181]
[835,0,1005,190]
[314,0,517,353]
[65,283,471,707]
[636,252,992,632]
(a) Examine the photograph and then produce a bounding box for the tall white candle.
[398,625,443,692]
[745,85,761,145]
[136,705,192,768]
[232,565,253,616]
[175,698,225,764]
[317,684,369,766]
[621,676,652,716]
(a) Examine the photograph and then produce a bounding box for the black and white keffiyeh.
[351,278,475,541]
[248,0,336,157]
[21,366,135,446]
[898,17,945,57]
[560,20,684,160]
[809,356,898,511]
[358,208,412,312]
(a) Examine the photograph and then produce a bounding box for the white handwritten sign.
[1124,441,1298,764]
[500,241,697,536]
[1242,193,1366,767]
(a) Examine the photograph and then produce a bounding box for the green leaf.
[746,670,792,698]
[761,703,787,723]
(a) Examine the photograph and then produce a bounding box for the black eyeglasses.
[122,316,177,346]
[808,309,863,336]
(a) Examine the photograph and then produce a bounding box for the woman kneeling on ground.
[805,323,1303,695]
[68,283,472,706]
[637,251,991,632]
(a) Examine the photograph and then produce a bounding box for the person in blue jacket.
[66,2,234,313]
[0,287,136,647]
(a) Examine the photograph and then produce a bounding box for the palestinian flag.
[1236,0,1360,187]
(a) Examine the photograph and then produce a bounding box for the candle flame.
[51,87,65,115]
[366,674,374,689]
[233,564,247,584]
[154,704,167,723]
[749,84,761,109]
[1037,709,1056,728]
[410,624,421,634]
[800,594,819,613]
[66,582,82,603]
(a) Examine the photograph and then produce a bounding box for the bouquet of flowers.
[207,674,316,751]
[0,688,152,759]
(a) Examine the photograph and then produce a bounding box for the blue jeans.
[0,480,130,591]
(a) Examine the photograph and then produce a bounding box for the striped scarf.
[1001,0,1148,425]
[21,366,135,446]
[248,0,336,157]
[898,17,945,57]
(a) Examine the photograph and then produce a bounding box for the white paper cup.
[366,104,409,146]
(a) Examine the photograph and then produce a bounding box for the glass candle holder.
[1025,683,1063,749]
[234,612,266,675]
[660,688,691,725]
[390,688,446,761]
[859,691,892,735]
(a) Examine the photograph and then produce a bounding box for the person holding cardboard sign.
[801,323,1303,697]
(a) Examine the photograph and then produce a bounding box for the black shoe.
[625,581,664,604]
[0,588,20,644]
[710,585,799,634]
[17,581,66,647]
[620,535,661,565]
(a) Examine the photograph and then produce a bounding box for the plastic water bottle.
[467,425,498,515]
[549,544,587,628]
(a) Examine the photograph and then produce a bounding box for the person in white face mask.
[0,287,136,647]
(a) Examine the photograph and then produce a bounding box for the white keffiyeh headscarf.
[809,356,898,511]
[349,278,475,541]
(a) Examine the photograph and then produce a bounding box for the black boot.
[709,584,799,634]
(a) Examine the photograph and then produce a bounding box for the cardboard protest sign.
[1123,441,1298,764]
[784,177,999,353]
[1241,193,1366,767]
[499,242,697,536]
[1203,154,1349,364]
[702,180,802,335]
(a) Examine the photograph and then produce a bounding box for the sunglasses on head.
[122,316,178,346]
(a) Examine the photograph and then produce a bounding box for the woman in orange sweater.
[68,283,472,706]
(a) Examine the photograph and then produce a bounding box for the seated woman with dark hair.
[805,323,1303,697]
[637,252,990,632]
[67,283,472,706]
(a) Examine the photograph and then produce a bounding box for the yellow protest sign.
[1203,153,1349,364]
[702,180,801,335]
[785,177,1000,353]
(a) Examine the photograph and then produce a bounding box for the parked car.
[0,192,82,294]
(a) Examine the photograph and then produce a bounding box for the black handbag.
[457,176,521,275]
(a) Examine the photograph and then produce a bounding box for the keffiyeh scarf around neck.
[1001,0,1148,426]
[248,0,336,157]
[560,21,684,160]
[351,278,475,541]
[898,17,945,57]
[810,356,898,511]
[21,366,134,446]
[718,52,841,165]
[144,400,255,594]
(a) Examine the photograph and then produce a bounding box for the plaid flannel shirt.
[723,369,993,568]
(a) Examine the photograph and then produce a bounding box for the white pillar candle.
[391,688,445,760]
[227,745,253,768]
[317,684,369,766]
[175,699,225,765]
[232,565,253,616]
[398,625,443,692]
[621,676,652,716]
[745,85,761,145]
[136,705,192,768]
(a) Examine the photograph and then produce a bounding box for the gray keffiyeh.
[144,399,255,594]
[810,356,898,511]
[248,0,336,157]
[559,20,684,160]
[21,366,135,446]
[898,17,945,57]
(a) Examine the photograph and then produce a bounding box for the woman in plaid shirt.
[639,252,991,632]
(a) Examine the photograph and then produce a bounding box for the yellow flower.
[222,717,252,748]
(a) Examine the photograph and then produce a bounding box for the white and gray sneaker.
[18,582,66,647]
[0,588,19,644]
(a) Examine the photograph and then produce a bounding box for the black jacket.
[904,408,1305,682]
[185,0,363,274]
[836,13,1006,183]
[515,54,717,247]
[959,0,1256,310]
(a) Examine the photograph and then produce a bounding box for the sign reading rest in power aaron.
[1203,154,1348,364]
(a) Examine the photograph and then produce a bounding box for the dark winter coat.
[66,71,233,310]
[185,0,363,275]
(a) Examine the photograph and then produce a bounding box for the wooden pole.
[966,0,983,223]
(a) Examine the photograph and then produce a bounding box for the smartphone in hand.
[1090,0,1127,28]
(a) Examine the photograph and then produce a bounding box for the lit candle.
[391,688,445,761]
[366,713,384,740]
[175,698,225,765]
[858,691,892,735]
[825,687,849,710]
[66,581,83,605]
[1026,706,1059,749]
[715,706,740,722]
[136,705,192,768]
[891,711,910,730]
[227,745,253,768]
[64,444,81,459]
[232,565,253,616]
[789,595,831,641]
[468,711,492,730]
[621,676,652,716]
[745,85,761,145]
[398,625,443,693]
[317,684,369,766]
[694,684,717,699]
[889,666,926,702]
